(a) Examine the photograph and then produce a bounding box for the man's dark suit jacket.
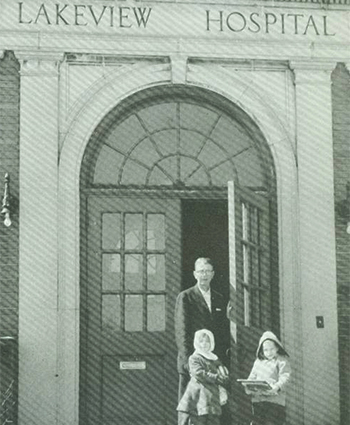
[175,284,229,375]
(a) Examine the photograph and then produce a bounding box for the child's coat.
[177,329,227,416]
[247,331,291,407]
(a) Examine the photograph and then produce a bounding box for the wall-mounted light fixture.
[1,173,12,227]
[336,181,350,234]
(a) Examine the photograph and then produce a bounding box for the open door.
[227,181,273,424]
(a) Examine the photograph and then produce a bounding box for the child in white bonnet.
[177,328,229,425]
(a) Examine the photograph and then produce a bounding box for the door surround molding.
[58,62,298,425]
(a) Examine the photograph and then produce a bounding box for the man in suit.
[175,257,230,401]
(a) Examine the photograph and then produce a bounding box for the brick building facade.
[0,1,349,425]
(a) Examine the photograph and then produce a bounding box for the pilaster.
[16,51,63,425]
[290,60,339,425]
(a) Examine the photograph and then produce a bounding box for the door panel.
[228,182,272,424]
[102,355,166,424]
[82,196,181,425]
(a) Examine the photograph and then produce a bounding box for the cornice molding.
[14,51,64,76]
[290,60,336,84]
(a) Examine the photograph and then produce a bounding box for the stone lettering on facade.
[206,10,335,36]
[18,2,153,28]
[16,2,337,37]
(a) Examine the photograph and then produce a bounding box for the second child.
[245,331,291,425]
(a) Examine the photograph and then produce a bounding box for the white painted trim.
[18,54,61,425]
[290,62,339,425]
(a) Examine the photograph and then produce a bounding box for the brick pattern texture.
[332,63,350,425]
[0,51,19,338]
[0,51,19,425]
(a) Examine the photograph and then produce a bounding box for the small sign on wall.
[120,361,146,370]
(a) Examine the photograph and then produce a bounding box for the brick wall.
[0,51,19,425]
[0,51,20,338]
[332,63,350,425]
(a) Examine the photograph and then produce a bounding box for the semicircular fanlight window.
[92,100,267,189]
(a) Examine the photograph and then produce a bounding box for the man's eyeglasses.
[195,269,214,275]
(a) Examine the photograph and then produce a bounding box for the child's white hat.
[193,328,215,351]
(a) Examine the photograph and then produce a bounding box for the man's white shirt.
[199,287,211,312]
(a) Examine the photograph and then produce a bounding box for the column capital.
[290,60,336,85]
[14,51,64,76]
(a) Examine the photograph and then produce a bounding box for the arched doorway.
[79,85,278,425]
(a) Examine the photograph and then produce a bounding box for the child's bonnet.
[193,329,217,360]
[256,331,289,359]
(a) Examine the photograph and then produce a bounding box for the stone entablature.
[0,0,347,64]
[1,0,348,38]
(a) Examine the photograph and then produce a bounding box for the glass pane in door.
[102,295,121,332]
[125,254,143,291]
[147,295,166,332]
[125,295,143,331]
[147,254,165,291]
[102,253,121,291]
[102,213,121,249]
[125,214,143,249]
[147,214,165,250]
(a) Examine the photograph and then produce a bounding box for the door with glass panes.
[228,181,274,424]
[80,184,274,425]
[81,196,181,425]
